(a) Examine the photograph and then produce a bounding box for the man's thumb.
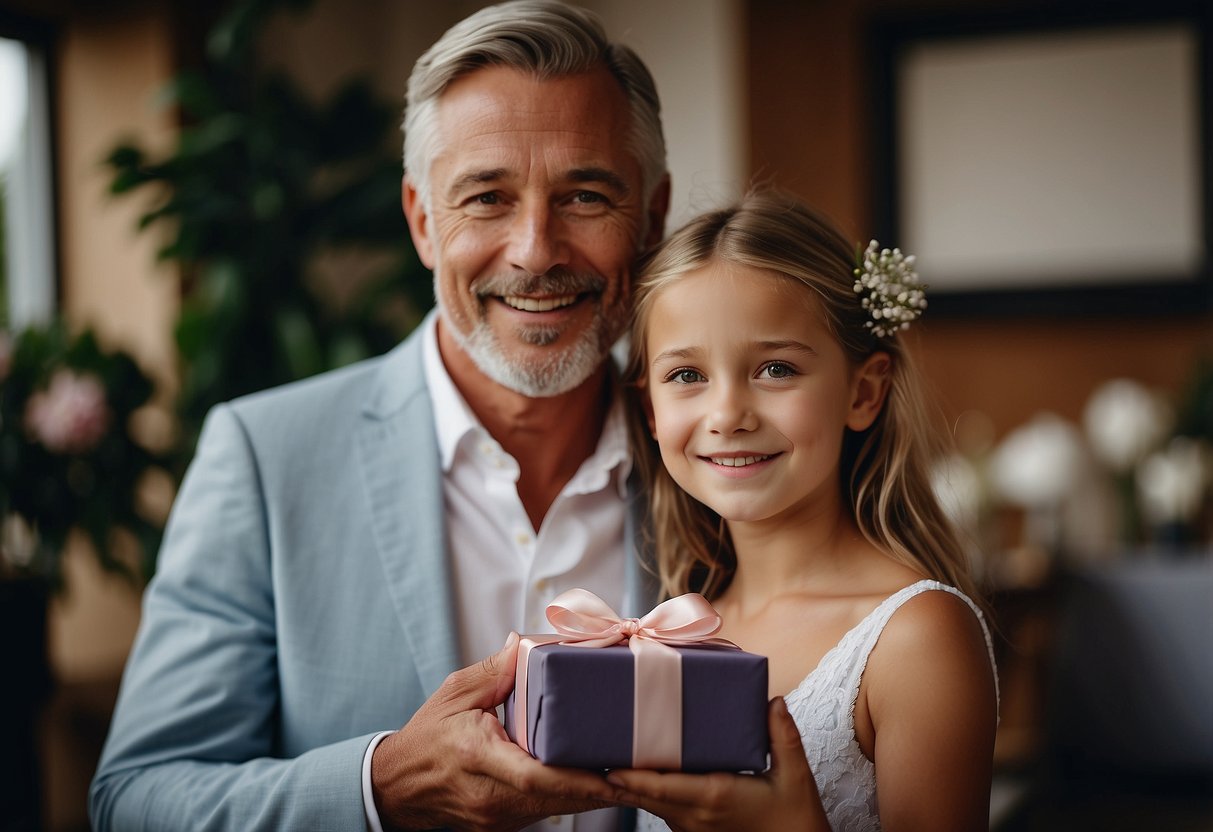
[479,631,521,706]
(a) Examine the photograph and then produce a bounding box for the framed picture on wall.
[869,3,1211,316]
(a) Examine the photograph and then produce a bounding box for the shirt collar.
[422,311,482,472]
[422,311,632,493]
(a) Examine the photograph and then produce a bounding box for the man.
[89,2,670,830]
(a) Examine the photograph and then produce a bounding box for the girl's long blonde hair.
[625,191,981,606]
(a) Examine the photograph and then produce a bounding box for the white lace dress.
[637,580,998,832]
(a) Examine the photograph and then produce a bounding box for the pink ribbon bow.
[513,588,735,769]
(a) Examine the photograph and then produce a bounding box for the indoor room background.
[0,0,1209,829]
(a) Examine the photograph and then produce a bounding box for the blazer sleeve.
[89,403,374,831]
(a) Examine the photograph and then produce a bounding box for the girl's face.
[643,262,885,528]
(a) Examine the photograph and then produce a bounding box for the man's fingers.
[604,770,706,805]
[481,735,620,806]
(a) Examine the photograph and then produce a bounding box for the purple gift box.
[504,641,769,772]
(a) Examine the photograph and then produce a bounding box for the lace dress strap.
[833,579,1000,717]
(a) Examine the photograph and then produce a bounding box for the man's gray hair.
[403,0,667,208]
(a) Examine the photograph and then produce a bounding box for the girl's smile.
[701,452,781,478]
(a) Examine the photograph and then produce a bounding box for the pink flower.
[24,369,112,454]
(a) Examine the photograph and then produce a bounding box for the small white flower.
[1136,437,1210,526]
[852,240,927,338]
[1083,379,1172,472]
[23,369,112,454]
[989,412,1087,508]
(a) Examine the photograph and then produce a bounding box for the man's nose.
[506,201,569,275]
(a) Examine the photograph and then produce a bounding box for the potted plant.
[106,0,430,474]
[0,321,165,828]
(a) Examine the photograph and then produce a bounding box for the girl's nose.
[705,385,758,434]
[506,200,570,276]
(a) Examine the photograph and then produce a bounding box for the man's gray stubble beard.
[435,271,627,398]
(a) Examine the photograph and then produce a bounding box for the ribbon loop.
[545,588,723,646]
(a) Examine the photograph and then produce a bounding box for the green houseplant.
[107,0,430,475]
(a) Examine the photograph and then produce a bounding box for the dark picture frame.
[869,3,1212,317]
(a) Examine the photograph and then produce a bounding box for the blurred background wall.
[0,0,1209,829]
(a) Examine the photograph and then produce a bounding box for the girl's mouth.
[706,454,774,467]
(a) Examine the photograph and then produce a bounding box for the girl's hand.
[606,697,830,832]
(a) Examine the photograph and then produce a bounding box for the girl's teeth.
[503,294,578,312]
[711,455,772,467]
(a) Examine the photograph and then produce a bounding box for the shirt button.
[535,578,548,592]
[515,531,532,546]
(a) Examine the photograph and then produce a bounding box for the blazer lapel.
[357,331,460,697]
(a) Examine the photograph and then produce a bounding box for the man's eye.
[761,362,796,379]
[475,193,500,205]
[575,191,606,203]
[668,369,705,384]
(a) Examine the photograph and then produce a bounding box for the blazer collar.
[357,326,460,696]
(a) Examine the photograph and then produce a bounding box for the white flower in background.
[23,369,111,454]
[1083,378,1172,473]
[1137,437,1210,527]
[989,412,1086,508]
[931,453,983,531]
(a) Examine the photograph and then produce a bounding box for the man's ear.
[402,175,436,269]
[644,175,672,248]
[847,352,892,432]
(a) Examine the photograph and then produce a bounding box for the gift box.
[503,589,769,772]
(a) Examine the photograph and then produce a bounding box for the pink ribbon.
[513,589,736,769]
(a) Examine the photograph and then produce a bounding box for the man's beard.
[437,269,629,398]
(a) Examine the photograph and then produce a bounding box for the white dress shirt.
[365,312,629,832]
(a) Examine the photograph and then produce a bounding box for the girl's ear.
[847,352,892,432]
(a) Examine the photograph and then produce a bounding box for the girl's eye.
[761,362,796,379]
[667,368,705,384]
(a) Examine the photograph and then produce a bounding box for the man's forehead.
[441,160,632,195]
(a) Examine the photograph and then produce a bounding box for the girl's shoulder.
[864,580,999,713]
[850,581,999,765]
[874,582,993,665]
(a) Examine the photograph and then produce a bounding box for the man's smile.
[500,293,583,312]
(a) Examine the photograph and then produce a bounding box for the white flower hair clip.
[852,240,927,338]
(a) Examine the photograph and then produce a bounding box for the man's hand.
[371,632,623,831]
[605,697,830,832]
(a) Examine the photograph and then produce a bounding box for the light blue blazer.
[90,327,656,831]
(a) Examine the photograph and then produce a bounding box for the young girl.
[610,192,999,830]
